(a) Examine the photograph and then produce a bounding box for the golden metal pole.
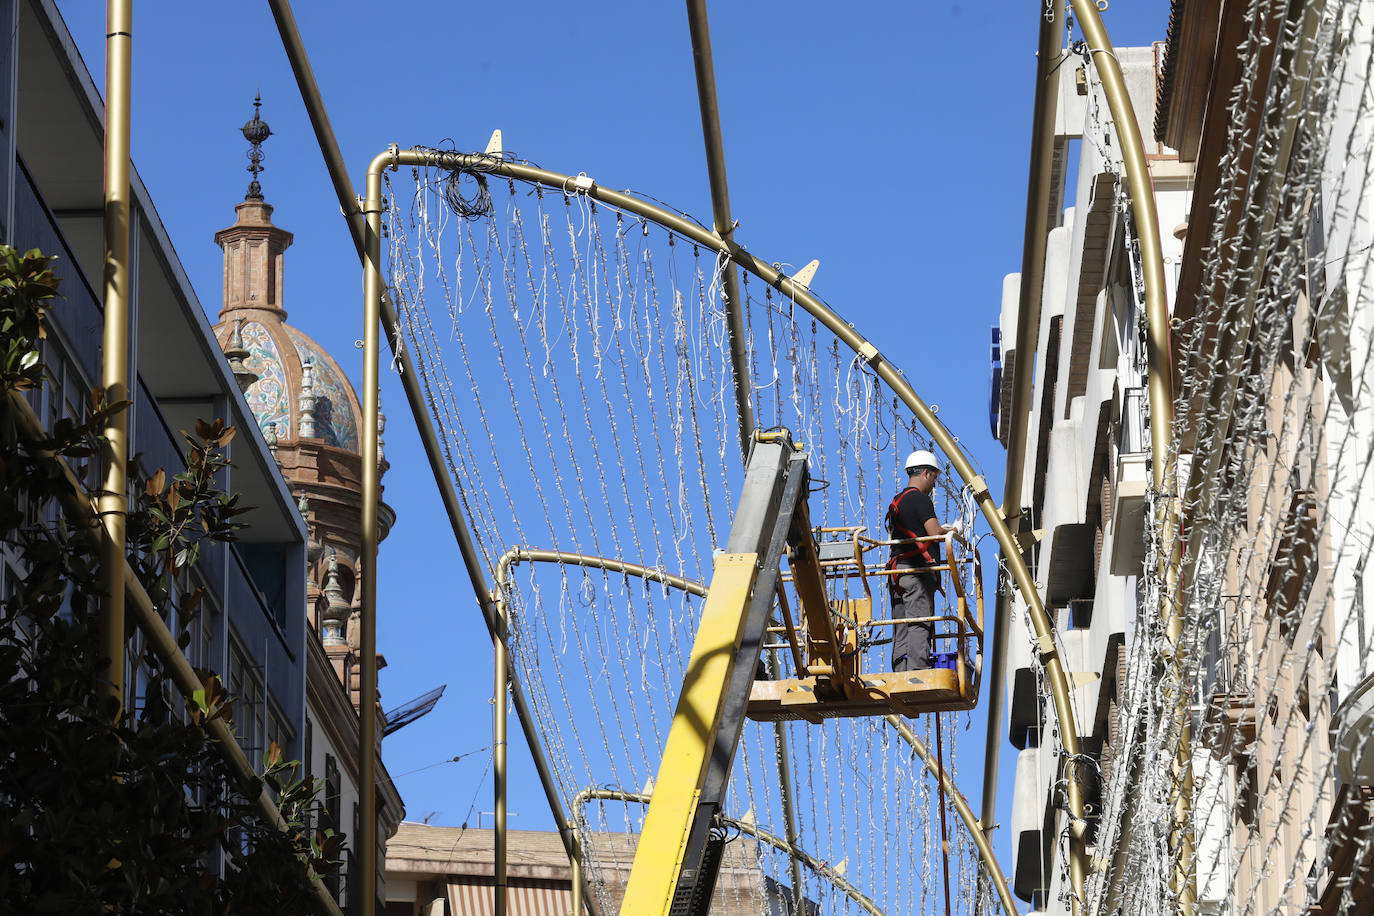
[360,149,392,916]
[570,849,582,915]
[769,684,806,914]
[684,0,754,456]
[494,546,701,916]
[99,0,133,713]
[497,547,706,598]
[494,594,509,916]
[886,717,1019,916]
[393,146,1077,909]
[495,549,810,911]
[266,16,600,900]
[983,0,1064,840]
[1066,3,1192,910]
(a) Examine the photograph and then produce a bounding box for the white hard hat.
[904,449,939,473]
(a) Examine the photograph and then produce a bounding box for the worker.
[885,449,962,671]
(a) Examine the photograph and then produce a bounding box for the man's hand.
[944,518,965,538]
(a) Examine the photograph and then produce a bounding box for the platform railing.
[771,529,984,695]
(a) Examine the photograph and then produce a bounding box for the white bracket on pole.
[792,259,819,291]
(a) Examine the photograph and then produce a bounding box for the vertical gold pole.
[769,693,805,913]
[494,599,508,916]
[360,151,390,916]
[982,1,1063,841]
[570,850,582,915]
[886,716,1018,916]
[1066,3,1192,911]
[684,0,754,456]
[99,0,133,713]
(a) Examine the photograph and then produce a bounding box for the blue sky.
[58,0,1170,901]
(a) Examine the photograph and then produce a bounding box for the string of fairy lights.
[384,162,993,914]
[1082,1,1374,913]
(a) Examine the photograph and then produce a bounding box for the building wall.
[997,45,1188,912]
[1005,4,1374,911]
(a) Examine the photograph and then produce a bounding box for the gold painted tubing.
[572,789,884,916]
[350,150,602,916]
[770,703,805,915]
[1067,2,1192,910]
[570,851,582,915]
[4,391,345,916]
[99,0,133,712]
[495,600,509,916]
[684,0,753,458]
[886,717,1018,916]
[496,546,707,598]
[394,146,1078,911]
[1001,1,1064,519]
[360,151,390,916]
[983,1,1064,840]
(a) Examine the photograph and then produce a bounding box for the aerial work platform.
[747,524,984,723]
[621,431,984,915]
[747,667,972,721]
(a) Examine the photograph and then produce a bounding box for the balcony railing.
[1118,386,1147,456]
[1198,595,1257,753]
[13,156,103,382]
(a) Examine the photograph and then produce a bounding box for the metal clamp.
[565,172,595,194]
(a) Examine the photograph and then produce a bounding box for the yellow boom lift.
[620,430,983,914]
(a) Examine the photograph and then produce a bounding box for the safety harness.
[885,487,938,596]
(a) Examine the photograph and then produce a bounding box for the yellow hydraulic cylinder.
[619,552,760,915]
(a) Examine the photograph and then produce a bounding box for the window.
[266,699,293,762]
[227,636,264,764]
[323,754,342,899]
[239,542,290,629]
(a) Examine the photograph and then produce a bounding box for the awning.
[446,878,574,916]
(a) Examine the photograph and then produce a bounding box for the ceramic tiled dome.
[210,197,362,454]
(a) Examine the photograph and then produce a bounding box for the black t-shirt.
[887,487,941,569]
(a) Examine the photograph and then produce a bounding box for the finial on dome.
[377,399,390,474]
[322,549,349,646]
[241,91,272,201]
[224,318,260,393]
[299,356,317,439]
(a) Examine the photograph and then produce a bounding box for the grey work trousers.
[890,571,937,671]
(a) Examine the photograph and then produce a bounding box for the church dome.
[209,94,368,457]
[214,313,362,453]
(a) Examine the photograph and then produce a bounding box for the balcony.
[1198,595,1256,757]
[1011,745,1054,903]
[12,157,104,382]
[1110,387,1149,576]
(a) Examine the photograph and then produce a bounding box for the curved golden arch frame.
[358,146,1087,912]
[492,547,1019,916]
[358,0,1173,896]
